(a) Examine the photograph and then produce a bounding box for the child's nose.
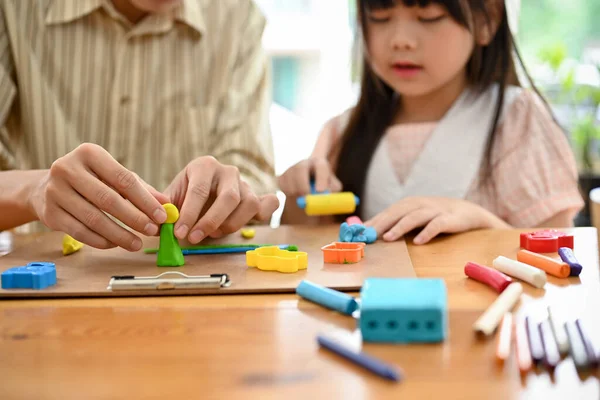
[390,23,418,51]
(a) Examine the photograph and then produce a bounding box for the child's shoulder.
[492,87,563,162]
[331,107,354,133]
[501,87,554,122]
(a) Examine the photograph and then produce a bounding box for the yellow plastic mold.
[246,246,308,273]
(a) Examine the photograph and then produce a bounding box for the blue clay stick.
[296,280,358,315]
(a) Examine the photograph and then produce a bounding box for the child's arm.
[310,116,339,159]
[483,90,584,228]
[279,115,345,225]
[536,210,574,228]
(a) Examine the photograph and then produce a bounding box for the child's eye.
[369,16,390,23]
[367,11,391,23]
[418,14,447,23]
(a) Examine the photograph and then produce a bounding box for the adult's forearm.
[0,170,46,231]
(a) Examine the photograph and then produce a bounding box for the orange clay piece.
[321,242,365,264]
[516,249,570,278]
[514,317,533,374]
[495,313,513,363]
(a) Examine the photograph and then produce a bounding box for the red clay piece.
[519,230,574,253]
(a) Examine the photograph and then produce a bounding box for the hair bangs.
[361,0,470,27]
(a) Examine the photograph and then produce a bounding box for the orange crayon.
[516,249,570,278]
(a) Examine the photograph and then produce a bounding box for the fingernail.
[131,238,142,251]
[144,223,159,236]
[176,224,188,239]
[189,230,205,243]
[383,232,395,241]
[413,236,424,245]
[153,208,167,223]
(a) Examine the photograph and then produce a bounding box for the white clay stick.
[565,320,590,368]
[492,256,546,289]
[473,283,523,336]
[547,306,570,355]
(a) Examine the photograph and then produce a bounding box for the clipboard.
[0,225,416,298]
[107,272,231,291]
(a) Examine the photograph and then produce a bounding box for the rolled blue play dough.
[339,222,377,244]
[296,280,358,315]
[363,227,377,243]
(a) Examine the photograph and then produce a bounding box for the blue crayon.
[317,335,402,382]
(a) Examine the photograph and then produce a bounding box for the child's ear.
[476,24,494,46]
[474,1,504,46]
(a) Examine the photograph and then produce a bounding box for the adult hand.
[28,143,169,251]
[164,156,279,243]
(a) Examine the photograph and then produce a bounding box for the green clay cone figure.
[157,203,185,267]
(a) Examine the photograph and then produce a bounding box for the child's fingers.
[414,213,458,244]
[364,213,390,235]
[312,158,332,193]
[296,161,312,196]
[366,202,420,236]
[382,208,441,242]
[329,174,343,193]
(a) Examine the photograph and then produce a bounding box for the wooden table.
[1,227,599,400]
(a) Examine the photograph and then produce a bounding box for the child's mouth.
[391,62,423,78]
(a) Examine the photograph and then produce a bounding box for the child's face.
[365,3,474,98]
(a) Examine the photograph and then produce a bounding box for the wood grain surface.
[0,227,599,400]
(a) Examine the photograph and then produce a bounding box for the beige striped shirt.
[0,0,275,195]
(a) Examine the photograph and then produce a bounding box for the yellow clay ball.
[162,203,180,224]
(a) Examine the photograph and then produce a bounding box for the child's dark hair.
[333,0,544,218]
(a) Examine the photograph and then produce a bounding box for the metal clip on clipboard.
[107,272,231,291]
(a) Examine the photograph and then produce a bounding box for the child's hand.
[365,197,510,245]
[164,156,279,244]
[28,143,169,251]
[277,158,342,196]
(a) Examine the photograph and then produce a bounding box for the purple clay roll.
[558,247,582,277]
[538,320,561,370]
[565,320,590,369]
[525,316,545,365]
